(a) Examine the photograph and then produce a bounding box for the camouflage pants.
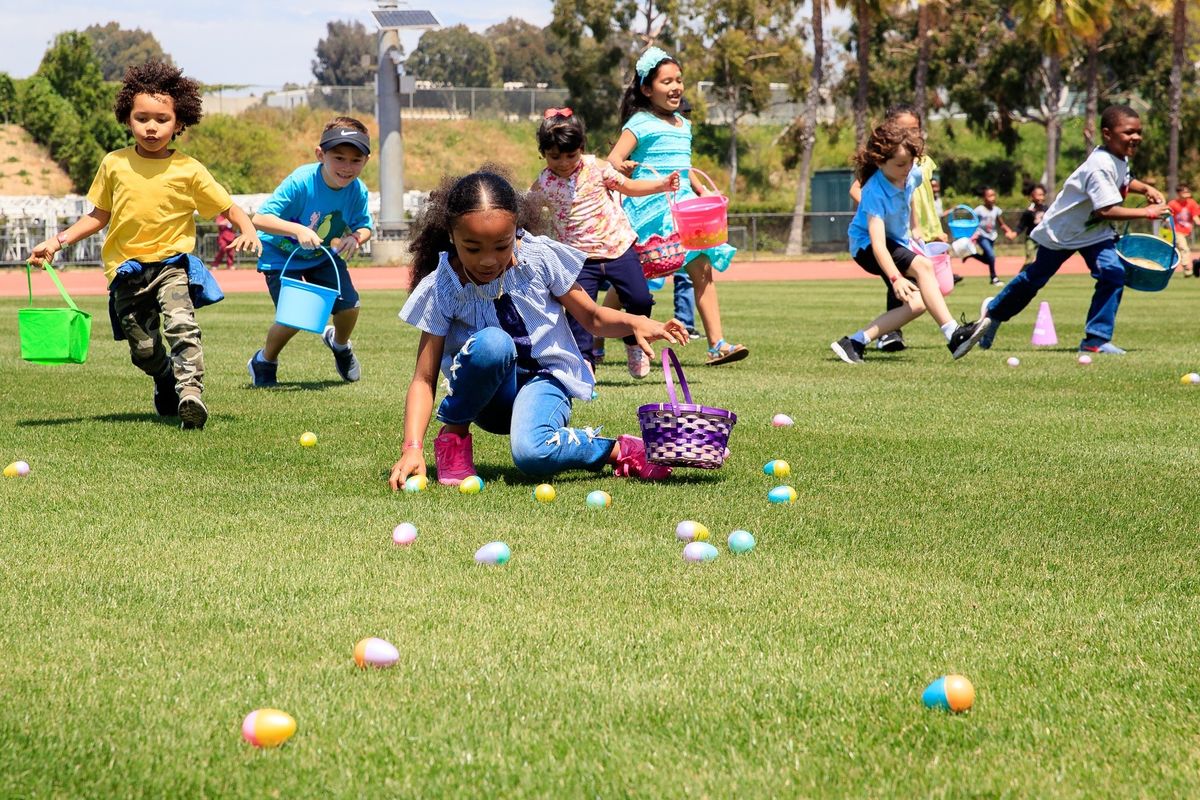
[112,263,204,396]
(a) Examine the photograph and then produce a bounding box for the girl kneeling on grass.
[388,169,689,491]
[831,121,990,364]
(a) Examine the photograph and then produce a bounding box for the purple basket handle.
[660,347,693,410]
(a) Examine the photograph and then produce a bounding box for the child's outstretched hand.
[28,238,58,268]
[630,316,689,357]
[1005,230,1018,241]
[230,231,262,256]
[388,451,427,492]
[335,234,361,259]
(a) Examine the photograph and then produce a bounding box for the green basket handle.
[26,261,81,312]
[1119,213,1175,242]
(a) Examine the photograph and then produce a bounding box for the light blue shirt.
[256,163,372,271]
[399,234,594,399]
[848,167,922,256]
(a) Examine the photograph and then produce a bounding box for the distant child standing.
[212,214,237,269]
[527,108,679,378]
[965,187,1018,286]
[607,47,748,366]
[980,105,1170,354]
[29,61,259,430]
[830,121,990,364]
[389,170,688,489]
[1167,183,1200,277]
[1016,183,1047,262]
[247,117,373,386]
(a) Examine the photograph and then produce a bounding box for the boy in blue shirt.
[248,116,374,385]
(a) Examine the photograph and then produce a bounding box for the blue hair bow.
[635,47,672,82]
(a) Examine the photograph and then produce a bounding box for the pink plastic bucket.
[671,169,729,250]
[925,242,954,296]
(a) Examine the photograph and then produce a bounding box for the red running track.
[1,255,1090,298]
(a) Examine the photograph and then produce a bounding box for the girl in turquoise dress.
[607,47,749,366]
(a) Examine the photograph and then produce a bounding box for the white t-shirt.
[1031,148,1129,251]
[974,205,1005,241]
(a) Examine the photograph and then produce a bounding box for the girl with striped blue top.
[389,170,689,491]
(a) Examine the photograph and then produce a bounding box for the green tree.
[485,18,567,85]
[179,114,289,194]
[312,20,376,86]
[37,31,107,117]
[83,22,172,81]
[0,73,17,123]
[406,25,500,87]
[18,75,105,190]
[682,0,806,195]
[786,0,826,254]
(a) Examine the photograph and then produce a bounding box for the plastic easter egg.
[675,520,710,542]
[1078,354,1093,366]
[404,475,429,493]
[728,529,756,554]
[354,637,400,668]
[4,461,29,478]
[459,475,485,495]
[2,464,15,478]
[921,674,975,713]
[1182,372,1200,385]
[1006,357,1020,367]
[474,541,511,565]
[683,542,719,562]
[392,522,418,546]
[763,459,791,478]
[772,413,794,427]
[586,490,612,509]
[533,483,556,503]
[768,485,797,504]
[299,432,317,447]
[241,708,297,748]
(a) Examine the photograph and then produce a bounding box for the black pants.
[568,245,654,365]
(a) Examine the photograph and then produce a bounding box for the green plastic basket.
[18,262,92,365]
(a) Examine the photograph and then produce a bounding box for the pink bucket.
[924,242,954,296]
[671,169,729,250]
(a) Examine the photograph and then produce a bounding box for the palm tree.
[1165,0,1187,195]
[914,1,932,119]
[853,0,871,144]
[786,0,825,254]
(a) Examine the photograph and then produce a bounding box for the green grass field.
[2,276,1199,797]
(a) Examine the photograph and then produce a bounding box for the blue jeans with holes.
[986,237,1125,348]
[437,327,614,477]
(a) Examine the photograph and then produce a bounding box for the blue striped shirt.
[399,234,594,399]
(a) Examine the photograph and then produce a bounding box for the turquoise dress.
[621,111,736,272]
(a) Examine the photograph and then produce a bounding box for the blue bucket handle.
[948,204,978,224]
[279,244,342,298]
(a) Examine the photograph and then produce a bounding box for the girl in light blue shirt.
[390,170,689,490]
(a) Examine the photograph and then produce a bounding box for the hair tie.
[635,47,672,82]
[543,107,573,119]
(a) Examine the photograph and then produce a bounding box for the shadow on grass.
[376,464,724,487]
[19,412,179,427]
[246,380,349,391]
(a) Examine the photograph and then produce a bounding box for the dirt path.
[1,255,1090,299]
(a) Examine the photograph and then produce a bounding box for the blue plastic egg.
[586,490,612,509]
[728,529,756,554]
[474,541,511,565]
[682,542,718,562]
[767,485,797,504]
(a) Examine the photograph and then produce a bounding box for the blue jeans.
[966,236,997,279]
[437,327,614,477]
[673,271,697,330]
[986,238,1124,347]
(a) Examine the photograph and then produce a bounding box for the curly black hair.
[114,62,204,134]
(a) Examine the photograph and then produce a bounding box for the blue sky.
[0,0,555,86]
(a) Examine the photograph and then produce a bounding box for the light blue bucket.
[274,246,341,333]
[947,204,979,240]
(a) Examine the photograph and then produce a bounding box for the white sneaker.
[625,344,650,379]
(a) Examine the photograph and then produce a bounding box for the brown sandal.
[705,340,749,366]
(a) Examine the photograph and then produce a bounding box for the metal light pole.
[371,0,439,263]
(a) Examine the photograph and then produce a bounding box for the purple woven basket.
[637,348,737,469]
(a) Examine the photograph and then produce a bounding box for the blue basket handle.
[1119,213,1175,245]
[660,347,693,411]
[279,244,342,298]
[949,204,978,224]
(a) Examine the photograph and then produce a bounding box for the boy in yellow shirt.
[30,62,259,430]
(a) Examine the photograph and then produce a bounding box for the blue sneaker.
[978,296,999,350]
[247,349,278,387]
[322,326,361,382]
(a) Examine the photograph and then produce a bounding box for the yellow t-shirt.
[911,155,942,241]
[87,147,232,281]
